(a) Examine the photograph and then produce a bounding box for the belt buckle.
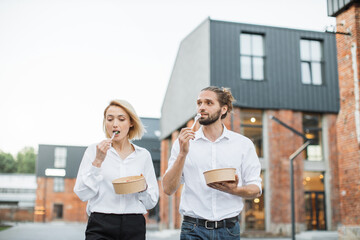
[205,220,217,229]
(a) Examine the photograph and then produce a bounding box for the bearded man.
[162,86,262,240]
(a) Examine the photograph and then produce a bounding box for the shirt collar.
[195,124,230,142]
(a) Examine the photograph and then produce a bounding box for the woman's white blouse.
[74,143,159,216]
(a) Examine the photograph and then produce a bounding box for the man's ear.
[221,105,228,115]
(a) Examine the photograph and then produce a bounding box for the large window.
[300,39,323,85]
[54,147,67,168]
[240,109,263,158]
[240,33,265,81]
[244,171,265,230]
[303,113,323,161]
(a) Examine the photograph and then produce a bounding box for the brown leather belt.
[183,215,238,229]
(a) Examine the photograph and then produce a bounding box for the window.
[240,33,265,81]
[303,113,323,161]
[240,109,263,158]
[54,147,67,168]
[244,171,265,230]
[300,39,323,85]
[53,177,64,192]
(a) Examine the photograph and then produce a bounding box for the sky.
[0,0,336,156]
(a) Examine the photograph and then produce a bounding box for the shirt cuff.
[90,164,102,176]
[247,181,262,195]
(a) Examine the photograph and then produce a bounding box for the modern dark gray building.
[160,18,340,236]
[161,18,339,139]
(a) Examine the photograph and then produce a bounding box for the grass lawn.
[0,226,11,231]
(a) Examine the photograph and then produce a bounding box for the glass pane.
[303,114,323,161]
[241,109,263,125]
[54,147,67,168]
[317,194,326,230]
[53,178,64,192]
[241,56,252,79]
[252,35,264,56]
[241,109,263,157]
[301,62,311,84]
[240,34,251,55]
[311,41,322,61]
[253,57,264,80]
[305,193,313,230]
[303,172,324,191]
[300,40,310,61]
[311,63,322,85]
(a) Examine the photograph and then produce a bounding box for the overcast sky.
[0,0,336,156]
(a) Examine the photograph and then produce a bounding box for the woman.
[74,99,159,240]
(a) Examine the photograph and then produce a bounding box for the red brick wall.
[35,177,88,222]
[335,3,360,227]
[0,208,34,222]
[267,110,305,227]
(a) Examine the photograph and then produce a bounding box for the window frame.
[240,32,266,81]
[300,39,324,86]
[54,147,67,168]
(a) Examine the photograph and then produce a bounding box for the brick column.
[159,139,170,229]
[334,3,360,238]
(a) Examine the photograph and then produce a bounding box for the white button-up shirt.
[166,126,262,221]
[74,143,159,216]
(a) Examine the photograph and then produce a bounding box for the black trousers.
[85,212,146,240]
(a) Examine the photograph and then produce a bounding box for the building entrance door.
[53,204,63,220]
[304,191,326,230]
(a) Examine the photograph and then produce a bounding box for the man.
[162,86,262,240]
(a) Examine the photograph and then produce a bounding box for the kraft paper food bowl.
[112,175,147,194]
[203,168,236,184]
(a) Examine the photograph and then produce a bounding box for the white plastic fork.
[111,131,119,140]
[191,113,201,130]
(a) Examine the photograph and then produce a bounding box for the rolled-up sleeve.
[241,140,262,195]
[164,139,184,184]
[138,152,159,210]
[74,147,104,202]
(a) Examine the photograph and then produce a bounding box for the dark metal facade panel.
[327,0,355,16]
[36,144,86,178]
[133,138,160,161]
[210,20,339,113]
[140,117,160,140]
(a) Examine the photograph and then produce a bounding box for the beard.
[199,109,222,126]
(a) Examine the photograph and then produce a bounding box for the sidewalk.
[0,222,338,240]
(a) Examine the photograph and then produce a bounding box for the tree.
[0,151,17,173]
[16,147,36,174]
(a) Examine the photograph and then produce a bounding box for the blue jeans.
[180,220,240,240]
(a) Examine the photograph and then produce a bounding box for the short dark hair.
[201,86,235,119]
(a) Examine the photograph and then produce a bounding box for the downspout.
[351,43,360,145]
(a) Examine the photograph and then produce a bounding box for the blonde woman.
[74,100,159,240]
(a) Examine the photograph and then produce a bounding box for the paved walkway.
[0,222,338,240]
[0,222,181,240]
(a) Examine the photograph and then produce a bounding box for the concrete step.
[296,231,338,240]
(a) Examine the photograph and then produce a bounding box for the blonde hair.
[201,86,235,119]
[103,100,145,140]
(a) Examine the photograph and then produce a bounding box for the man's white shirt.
[165,125,262,221]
